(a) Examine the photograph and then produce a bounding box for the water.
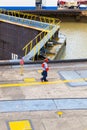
[60,22,87,60]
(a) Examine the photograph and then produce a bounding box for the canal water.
[59,22,87,60]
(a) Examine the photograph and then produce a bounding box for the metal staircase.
[23,25,60,60]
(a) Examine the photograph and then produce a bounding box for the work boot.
[44,79,48,82]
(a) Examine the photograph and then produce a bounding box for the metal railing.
[22,27,48,57]
[23,24,60,61]
[0,9,60,25]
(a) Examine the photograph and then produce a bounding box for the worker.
[41,58,49,82]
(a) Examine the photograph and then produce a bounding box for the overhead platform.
[0,11,60,60]
[0,13,51,32]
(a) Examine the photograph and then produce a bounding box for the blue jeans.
[41,70,47,81]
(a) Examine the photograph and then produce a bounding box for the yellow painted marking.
[9,120,32,130]
[24,78,36,82]
[57,111,63,117]
[0,78,86,88]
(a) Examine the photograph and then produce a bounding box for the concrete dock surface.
[0,61,87,130]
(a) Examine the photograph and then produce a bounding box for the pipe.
[0,58,87,66]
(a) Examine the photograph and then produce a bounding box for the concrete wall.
[0,21,41,60]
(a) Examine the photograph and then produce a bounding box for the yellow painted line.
[0,78,86,88]
[9,120,32,130]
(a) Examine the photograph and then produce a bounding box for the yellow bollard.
[20,59,24,75]
[57,111,63,117]
[20,65,24,75]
